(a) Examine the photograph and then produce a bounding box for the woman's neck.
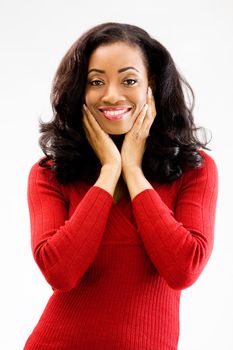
[109,134,125,150]
[92,134,125,184]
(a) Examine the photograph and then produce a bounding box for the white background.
[0,0,232,349]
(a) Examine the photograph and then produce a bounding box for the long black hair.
[39,22,209,184]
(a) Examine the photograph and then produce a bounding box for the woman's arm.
[28,163,120,292]
[124,152,218,290]
[120,91,218,290]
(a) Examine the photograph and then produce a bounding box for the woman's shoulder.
[182,149,218,187]
[195,150,218,176]
[28,157,88,193]
[28,157,58,186]
[29,156,52,173]
[198,149,217,166]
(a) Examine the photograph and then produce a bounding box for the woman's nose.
[101,85,125,104]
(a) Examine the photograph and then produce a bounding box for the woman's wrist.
[94,164,121,197]
[123,166,153,201]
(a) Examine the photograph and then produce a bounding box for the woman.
[24,22,218,349]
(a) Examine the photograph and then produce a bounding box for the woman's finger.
[130,103,148,137]
[140,87,157,133]
[82,108,92,135]
[82,105,99,136]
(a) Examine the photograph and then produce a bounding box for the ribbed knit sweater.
[23,151,218,350]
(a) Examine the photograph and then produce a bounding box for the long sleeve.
[132,152,218,290]
[27,163,113,292]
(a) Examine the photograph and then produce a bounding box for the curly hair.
[39,22,209,184]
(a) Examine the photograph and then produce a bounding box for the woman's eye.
[89,80,103,86]
[88,79,137,87]
[123,79,138,86]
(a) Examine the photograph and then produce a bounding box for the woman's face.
[84,41,149,135]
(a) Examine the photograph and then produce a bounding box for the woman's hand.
[121,87,156,175]
[82,104,122,167]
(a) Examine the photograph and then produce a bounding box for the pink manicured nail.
[148,87,152,97]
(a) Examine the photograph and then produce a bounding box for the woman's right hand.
[82,104,122,168]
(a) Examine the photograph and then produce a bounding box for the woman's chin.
[103,123,134,135]
[108,130,127,135]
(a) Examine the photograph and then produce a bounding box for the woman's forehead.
[88,42,147,73]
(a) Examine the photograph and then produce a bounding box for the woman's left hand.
[121,87,156,175]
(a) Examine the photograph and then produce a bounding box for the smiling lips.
[98,107,132,120]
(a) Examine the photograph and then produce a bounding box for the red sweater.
[24,151,218,350]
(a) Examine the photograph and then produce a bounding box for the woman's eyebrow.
[118,66,139,73]
[88,66,140,75]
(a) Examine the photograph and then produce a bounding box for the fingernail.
[148,87,152,97]
[83,104,87,110]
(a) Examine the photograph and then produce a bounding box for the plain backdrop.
[0,0,232,349]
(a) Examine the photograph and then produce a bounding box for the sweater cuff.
[92,185,114,203]
[132,188,155,204]
[132,188,172,224]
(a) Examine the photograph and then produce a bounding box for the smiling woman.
[23,22,218,350]
[84,42,149,134]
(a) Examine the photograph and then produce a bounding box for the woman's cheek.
[136,86,147,104]
[136,94,147,113]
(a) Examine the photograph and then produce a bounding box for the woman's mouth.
[98,107,132,121]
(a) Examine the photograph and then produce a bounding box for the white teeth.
[102,109,129,116]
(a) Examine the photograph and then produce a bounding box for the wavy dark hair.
[39,22,209,184]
